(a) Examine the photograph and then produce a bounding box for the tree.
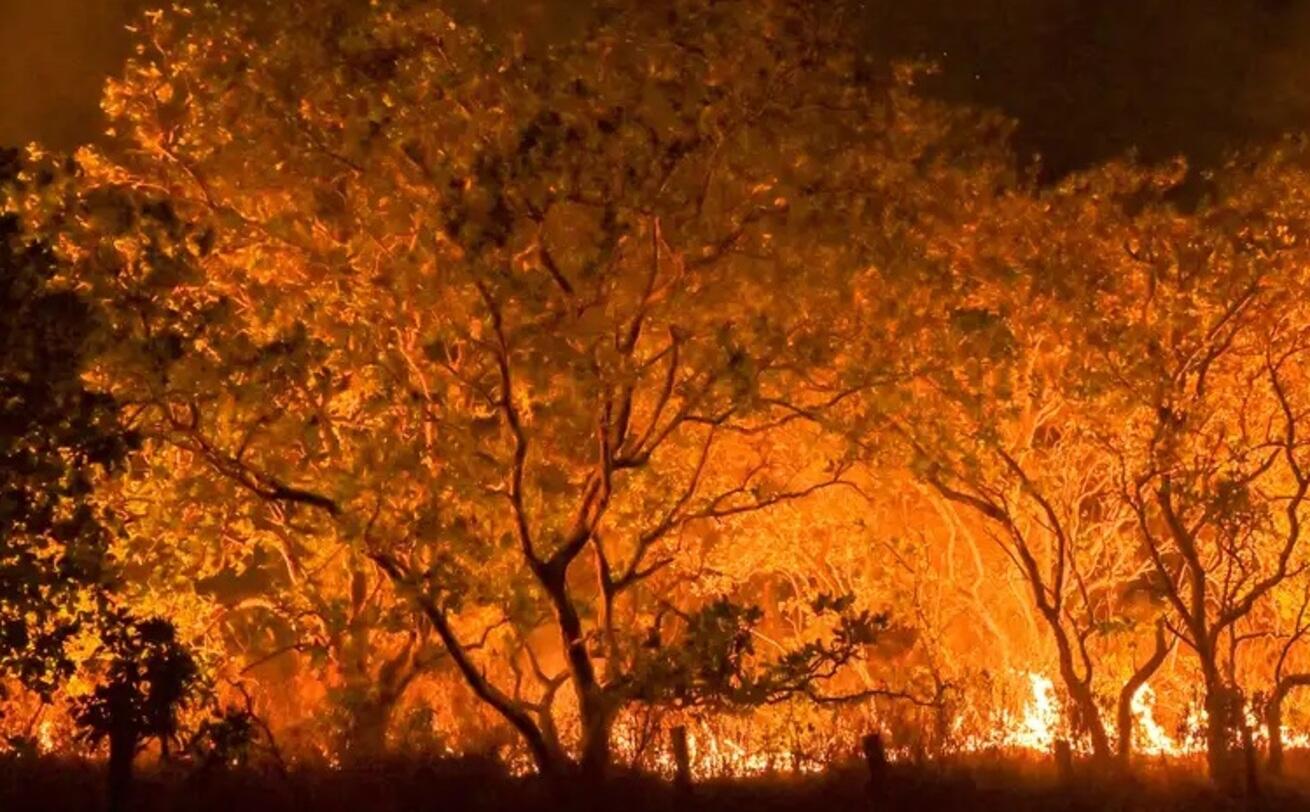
[66,0,1009,778]
[804,118,1175,764]
[315,556,448,762]
[1020,151,1310,783]
[73,611,200,812]
[864,142,1310,780]
[888,261,1172,764]
[1102,164,1310,783]
[84,378,452,762]
[0,148,137,715]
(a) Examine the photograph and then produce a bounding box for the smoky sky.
[3,0,1309,176]
[0,0,146,152]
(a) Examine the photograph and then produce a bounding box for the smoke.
[859,0,1310,176]
[4,0,1310,173]
[0,0,147,149]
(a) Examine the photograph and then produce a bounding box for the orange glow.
[12,0,1310,795]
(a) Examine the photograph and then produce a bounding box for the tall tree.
[1090,156,1310,784]
[874,179,1174,765]
[994,152,1310,783]
[65,0,1009,776]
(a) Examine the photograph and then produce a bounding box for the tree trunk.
[539,563,611,780]
[1116,621,1172,765]
[671,726,693,798]
[1240,718,1259,800]
[1067,678,1110,764]
[1202,667,1238,787]
[862,732,889,807]
[106,729,137,812]
[1268,687,1286,778]
[578,700,615,781]
[341,697,395,764]
[1266,673,1310,776]
[1050,625,1111,764]
[1204,696,1234,785]
[371,554,567,778]
[1053,739,1074,783]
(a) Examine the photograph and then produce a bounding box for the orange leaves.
[36,0,1310,774]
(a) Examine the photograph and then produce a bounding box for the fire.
[999,674,1061,753]
[510,672,1310,777]
[1129,683,1180,756]
[684,729,823,779]
[608,715,831,779]
[6,668,1310,777]
[36,720,55,753]
[601,672,1310,778]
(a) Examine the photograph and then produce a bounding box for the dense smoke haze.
[6,0,1310,173]
[0,0,146,150]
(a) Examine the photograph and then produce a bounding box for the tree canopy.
[12,0,1310,791]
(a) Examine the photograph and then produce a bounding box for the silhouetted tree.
[73,610,199,812]
[0,149,136,710]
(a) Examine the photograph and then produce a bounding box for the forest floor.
[4,753,1310,811]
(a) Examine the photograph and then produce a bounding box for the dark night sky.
[4,0,1310,176]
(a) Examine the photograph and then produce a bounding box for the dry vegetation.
[8,1,1310,809]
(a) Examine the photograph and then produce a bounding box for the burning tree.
[1032,152,1310,783]
[857,180,1176,766]
[57,0,1013,778]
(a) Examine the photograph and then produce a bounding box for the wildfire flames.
[11,0,1310,797]
[602,674,1310,778]
[10,670,1309,779]
[1129,684,1177,757]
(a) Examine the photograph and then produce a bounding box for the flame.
[36,720,55,753]
[607,717,828,779]
[685,729,823,778]
[1129,683,1179,756]
[15,668,1310,776]
[1006,673,1060,752]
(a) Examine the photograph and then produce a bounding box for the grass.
[2,752,1309,811]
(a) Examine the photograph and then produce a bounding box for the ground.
[3,755,1310,812]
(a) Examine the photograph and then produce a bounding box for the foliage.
[71,610,200,753]
[629,594,884,709]
[186,706,258,769]
[53,0,1016,774]
[0,149,137,708]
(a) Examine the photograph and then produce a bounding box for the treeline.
[6,0,1310,798]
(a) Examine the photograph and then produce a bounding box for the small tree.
[73,610,200,812]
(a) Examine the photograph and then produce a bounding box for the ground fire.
[5,2,1310,811]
